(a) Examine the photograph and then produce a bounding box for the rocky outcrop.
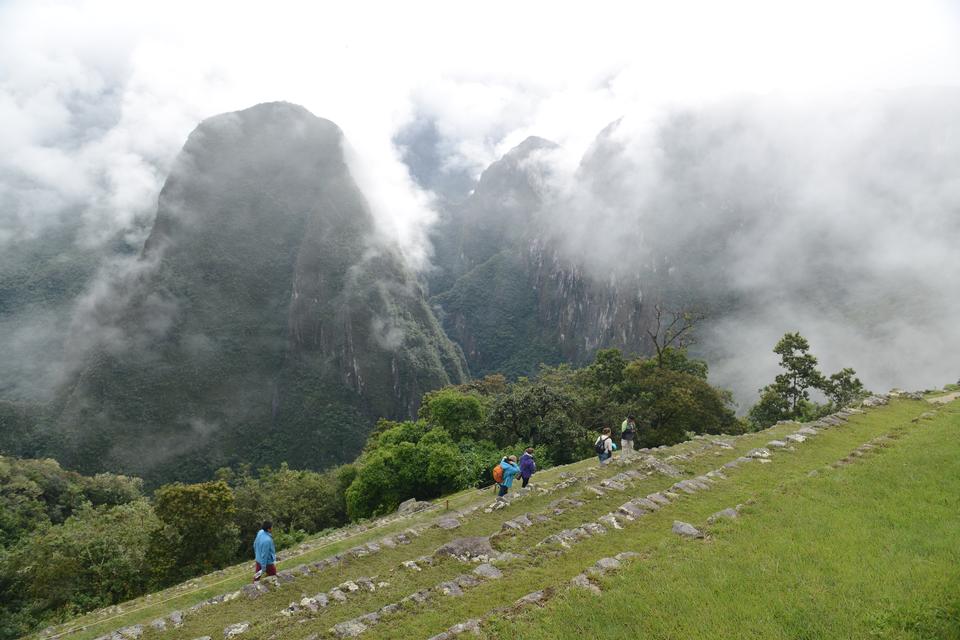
[429,137,659,378]
[53,102,466,483]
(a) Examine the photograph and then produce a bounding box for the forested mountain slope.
[49,102,466,484]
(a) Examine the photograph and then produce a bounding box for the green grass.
[482,401,960,640]
[40,397,959,640]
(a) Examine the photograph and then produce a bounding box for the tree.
[773,332,825,417]
[583,348,627,391]
[748,384,791,428]
[227,463,354,553]
[0,500,160,639]
[824,368,867,408]
[419,388,485,440]
[0,456,143,546]
[646,305,706,368]
[485,382,580,462]
[631,347,708,380]
[622,364,737,445]
[345,425,468,519]
[748,333,866,425]
[148,481,239,584]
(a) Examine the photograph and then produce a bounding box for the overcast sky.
[2,0,960,402]
[2,0,959,259]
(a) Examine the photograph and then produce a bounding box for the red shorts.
[253,561,277,581]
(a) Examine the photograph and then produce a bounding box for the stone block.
[594,557,621,572]
[672,521,703,538]
[223,622,250,638]
[331,619,367,638]
[707,508,739,523]
[473,563,503,579]
[570,573,601,595]
[515,591,545,606]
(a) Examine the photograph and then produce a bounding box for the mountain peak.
[200,101,340,133]
[57,102,466,483]
[505,135,559,159]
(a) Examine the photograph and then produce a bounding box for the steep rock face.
[435,240,655,377]
[428,136,557,296]
[431,137,657,377]
[54,102,465,484]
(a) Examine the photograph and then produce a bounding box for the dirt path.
[927,391,960,404]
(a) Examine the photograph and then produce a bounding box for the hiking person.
[620,414,637,454]
[492,456,506,492]
[253,520,277,582]
[519,447,536,487]
[497,455,521,498]
[595,427,615,464]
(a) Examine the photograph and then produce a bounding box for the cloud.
[535,91,960,403]
[3,0,957,250]
[0,0,959,405]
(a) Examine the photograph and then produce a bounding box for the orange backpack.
[492,463,505,484]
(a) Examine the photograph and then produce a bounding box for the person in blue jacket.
[498,455,521,498]
[253,521,277,582]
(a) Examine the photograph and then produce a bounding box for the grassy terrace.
[485,398,960,639]
[39,394,958,640]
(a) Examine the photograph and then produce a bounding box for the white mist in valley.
[531,92,960,405]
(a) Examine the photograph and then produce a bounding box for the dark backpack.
[594,436,608,454]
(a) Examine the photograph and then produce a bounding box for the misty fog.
[1,0,959,410]
[531,91,960,404]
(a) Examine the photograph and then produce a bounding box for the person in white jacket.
[595,427,615,464]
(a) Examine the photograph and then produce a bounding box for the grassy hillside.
[36,391,959,640]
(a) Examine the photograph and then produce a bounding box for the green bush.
[0,456,142,545]
[0,500,159,639]
[346,425,470,519]
[148,481,239,584]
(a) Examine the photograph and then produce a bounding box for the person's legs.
[253,561,263,582]
[521,475,530,488]
[498,484,509,497]
[265,563,277,577]
[621,438,634,455]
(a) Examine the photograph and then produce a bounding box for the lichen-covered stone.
[672,521,704,538]
[571,573,601,594]
[598,514,624,530]
[331,619,367,638]
[618,502,647,518]
[435,536,494,560]
[438,581,464,597]
[473,563,503,580]
[594,557,621,572]
[632,497,660,511]
[708,508,740,523]
[515,590,545,606]
[223,622,250,638]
